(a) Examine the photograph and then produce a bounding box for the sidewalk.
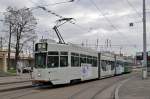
[119,72,150,99]
[0,73,32,84]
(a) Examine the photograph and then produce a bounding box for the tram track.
[91,82,116,99]
[0,87,41,99]
[0,73,135,99]
[0,81,32,93]
[91,78,130,99]
[68,73,134,99]
[0,84,53,99]
[68,81,115,99]
[0,80,31,85]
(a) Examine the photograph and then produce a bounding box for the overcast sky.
[0,0,150,56]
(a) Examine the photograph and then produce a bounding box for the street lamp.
[130,0,147,79]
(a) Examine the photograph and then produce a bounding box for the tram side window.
[110,61,115,70]
[60,56,68,67]
[71,53,79,67]
[121,61,124,67]
[47,56,59,68]
[101,61,107,71]
[105,61,109,71]
[117,61,123,67]
[80,55,87,66]
[87,56,92,65]
[116,62,119,67]
[60,52,68,67]
[92,57,97,67]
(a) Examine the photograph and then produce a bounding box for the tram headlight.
[38,73,41,77]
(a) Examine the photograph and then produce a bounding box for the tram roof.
[46,42,98,56]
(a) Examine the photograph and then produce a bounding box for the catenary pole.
[142,0,147,79]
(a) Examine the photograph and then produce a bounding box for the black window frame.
[35,53,47,68]
[48,51,59,55]
[47,51,69,68]
[101,60,107,71]
[35,43,47,51]
[92,57,98,67]
[60,52,68,67]
[47,56,59,68]
[80,55,87,66]
[71,53,80,67]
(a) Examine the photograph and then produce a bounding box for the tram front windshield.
[35,53,46,68]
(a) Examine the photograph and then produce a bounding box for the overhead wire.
[33,0,138,51]
[123,0,146,52]
[30,0,74,7]
[29,0,142,49]
[124,0,142,17]
[29,0,105,45]
[2,36,34,53]
[39,0,74,7]
[7,0,140,51]
[30,1,95,41]
[89,0,133,44]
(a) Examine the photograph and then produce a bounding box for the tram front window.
[35,53,46,68]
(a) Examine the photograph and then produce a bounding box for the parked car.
[23,66,32,73]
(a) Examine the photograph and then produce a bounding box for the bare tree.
[4,7,16,69]
[4,7,37,69]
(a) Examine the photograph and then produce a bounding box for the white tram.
[32,39,99,85]
[32,39,132,85]
[115,55,125,75]
[98,52,115,78]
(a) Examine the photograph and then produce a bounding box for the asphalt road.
[0,73,134,99]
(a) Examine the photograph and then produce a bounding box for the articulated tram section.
[32,39,133,85]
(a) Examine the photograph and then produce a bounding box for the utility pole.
[105,39,108,51]
[86,39,88,47]
[120,46,122,56]
[96,38,99,50]
[142,0,147,79]
[105,39,111,51]
[0,37,2,50]
[81,41,84,47]
[32,40,35,53]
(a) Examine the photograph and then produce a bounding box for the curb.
[0,85,33,92]
[114,79,130,99]
[0,80,31,85]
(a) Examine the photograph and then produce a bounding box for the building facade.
[0,49,34,72]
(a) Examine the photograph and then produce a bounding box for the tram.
[32,39,133,85]
[115,55,125,75]
[32,39,99,85]
[124,57,133,73]
[98,52,115,78]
